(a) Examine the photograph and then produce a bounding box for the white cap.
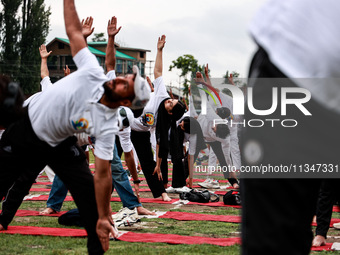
[130,65,150,109]
[117,106,134,130]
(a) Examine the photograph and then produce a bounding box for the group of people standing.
[0,1,240,254]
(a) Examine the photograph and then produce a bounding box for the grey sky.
[44,0,267,88]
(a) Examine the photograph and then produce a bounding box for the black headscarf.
[156,98,185,162]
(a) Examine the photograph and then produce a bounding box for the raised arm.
[81,16,95,43]
[146,76,154,92]
[105,16,121,72]
[154,35,166,79]
[39,44,52,80]
[63,65,70,76]
[63,0,87,57]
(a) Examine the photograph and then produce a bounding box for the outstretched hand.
[64,65,70,76]
[153,166,163,181]
[39,44,52,59]
[107,16,121,37]
[157,35,166,51]
[96,218,117,252]
[81,16,95,39]
[146,76,154,92]
[228,73,235,85]
[204,64,209,79]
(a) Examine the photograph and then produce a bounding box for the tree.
[19,0,51,93]
[92,33,106,42]
[0,0,51,94]
[169,54,204,99]
[0,0,22,78]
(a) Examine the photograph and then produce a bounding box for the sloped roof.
[49,38,136,60]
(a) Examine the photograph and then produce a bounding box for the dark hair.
[0,75,24,127]
[171,100,185,121]
[216,107,231,119]
[215,124,230,139]
[182,117,190,133]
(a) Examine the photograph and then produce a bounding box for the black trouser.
[160,156,168,185]
[0,165,38,229]
[207,141,238,186]
[316,180,340,238]
[0,111,103,255]
[171,159,186,188]
[130,130,165,198]
[160,156,186,188]
[241,47,340,255]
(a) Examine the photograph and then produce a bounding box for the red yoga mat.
[311,218,340,227]
[0,226,86,237]
[160,211,241,223]
[0,226,335,250]
[30,188,51,192]
[310,243,333,251]
[118,232,241,246]
[33,182,52,186]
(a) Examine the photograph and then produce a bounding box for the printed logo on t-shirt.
[143,112,154,126]
[72,118,89,130]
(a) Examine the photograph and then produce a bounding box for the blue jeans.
[47,174,68,212]
[46,144,141,211]
[111,144,141,209]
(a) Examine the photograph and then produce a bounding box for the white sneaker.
[165,186,176,193]
[115,215,141,229]
[174,186,192,193]
[112,207,137,221]
[198,179,220,189]
[334,223,340,229]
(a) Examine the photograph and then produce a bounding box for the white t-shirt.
[250,0,340,113]
[118,127,133,153]
[28,48,118,160]
[23,77,53,107]
[131,76,169,131]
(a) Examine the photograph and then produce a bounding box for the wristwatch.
[133,179,141,184]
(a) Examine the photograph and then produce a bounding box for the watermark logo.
[197,82,312,128]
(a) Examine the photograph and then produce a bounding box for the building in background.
[46,38,150,82]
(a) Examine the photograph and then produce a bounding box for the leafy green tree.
[169,54,204,99]
[92,32,106,42]
[19,0,51,93]
[0,0,50,94]
[0,0,22,78]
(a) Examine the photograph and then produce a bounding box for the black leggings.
[130,130,165,198]
[207,141,238,186]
